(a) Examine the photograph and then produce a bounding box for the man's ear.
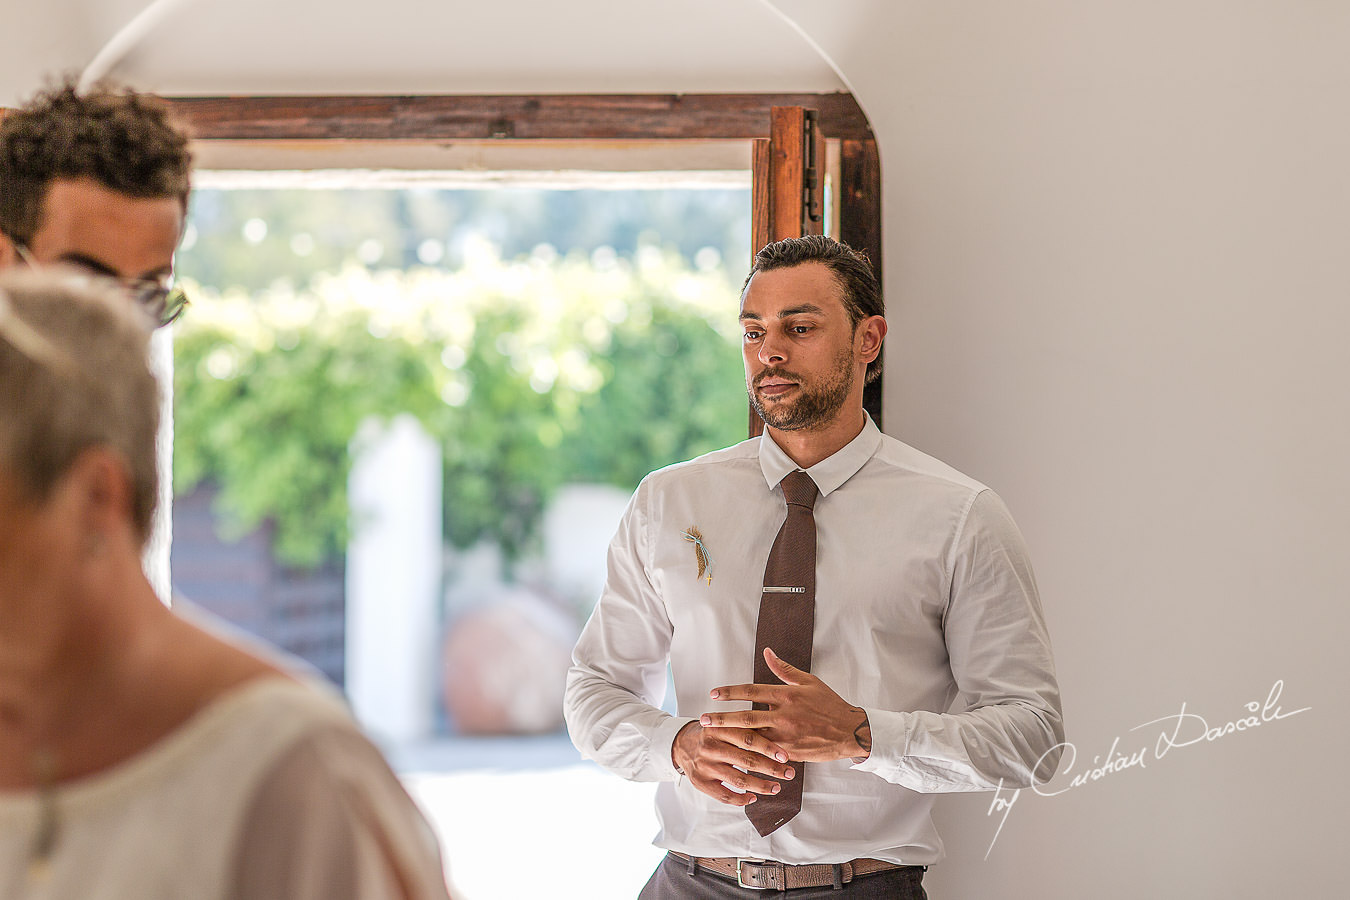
[0,231,18,269]
[856,315,887,365]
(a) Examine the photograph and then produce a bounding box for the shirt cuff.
[849,706,908,774]
[652,715,698,780]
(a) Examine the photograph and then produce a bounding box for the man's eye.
[790,325,812,334]
[72,260,117,279]
[743,331,763,342]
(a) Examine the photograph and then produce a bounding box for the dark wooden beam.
[749,138,772,439]
[839,139,882,278]
[163,93,872,142]
[751,139,773,262]
[769,107,806,243]
[839,138,884,428]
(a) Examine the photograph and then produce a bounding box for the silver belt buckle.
[736,858,772,890]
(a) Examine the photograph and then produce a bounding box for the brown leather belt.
[667,851,920,891]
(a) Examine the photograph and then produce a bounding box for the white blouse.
[0,678,451,899]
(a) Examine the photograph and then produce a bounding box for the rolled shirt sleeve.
[565,477,695,783]
[853,489,1064,791]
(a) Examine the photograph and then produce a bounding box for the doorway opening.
[170,171,750,899]
[170,167,753,698]
[163,92,879,898]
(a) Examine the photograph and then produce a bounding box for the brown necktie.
[746,469,818,836]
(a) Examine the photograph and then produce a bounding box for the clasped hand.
[671,648,870,807]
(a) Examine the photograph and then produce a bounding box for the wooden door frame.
[163,92,884,424]
[164,92,880,268]
[748,104,883,433]
[162,93,872,141]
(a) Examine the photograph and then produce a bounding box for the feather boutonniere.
[682,527,714,585]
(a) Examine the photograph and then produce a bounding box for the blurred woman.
[0,271,453,899]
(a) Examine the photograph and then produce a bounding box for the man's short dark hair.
[0,77,192,245]
[742,234,884,384]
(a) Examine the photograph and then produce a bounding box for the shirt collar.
[758,412,883,498]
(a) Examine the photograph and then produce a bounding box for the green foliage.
[173,244,746,569]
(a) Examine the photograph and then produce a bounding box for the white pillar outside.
[146,326,173,604]
[345,413,443,744]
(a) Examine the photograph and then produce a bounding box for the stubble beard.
[748,347,856,432]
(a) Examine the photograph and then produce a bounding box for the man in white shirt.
[564,235,1064,898]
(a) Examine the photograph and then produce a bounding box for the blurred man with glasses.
[0,77,192,598]
[0,77,191,327]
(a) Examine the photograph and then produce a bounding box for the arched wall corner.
[80,0,849,96]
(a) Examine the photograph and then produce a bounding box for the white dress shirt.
[564,415,1063,866]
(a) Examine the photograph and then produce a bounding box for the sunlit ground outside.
[391,734,664,899]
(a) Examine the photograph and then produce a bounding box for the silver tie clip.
[763,586,806,593]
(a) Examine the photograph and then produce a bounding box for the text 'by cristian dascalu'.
[982,679,1311,859]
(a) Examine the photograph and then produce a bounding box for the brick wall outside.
[170,483,346,686]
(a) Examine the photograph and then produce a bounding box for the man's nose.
[758,331,787,365]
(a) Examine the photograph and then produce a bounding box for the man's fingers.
[709,651,816,703]
[740,725,791,764]
[689,755,793,806]
[709,683,777,705]
[763,647,812,684]
[709,684,749,701]
[686,725,792,775]
[702,783,758,807]
[716,725,791,769]
[698,718,790,763]
[700,708,768,729]
[706,763,783,796]
[675,721,795,808]
[689,775,760,807]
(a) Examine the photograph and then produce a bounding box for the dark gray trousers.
[638,854,928,899]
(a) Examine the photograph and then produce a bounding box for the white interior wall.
[6,1,1345,895]
[0,3,100,102]
[8,0,846,100]
[781,1,1346,896]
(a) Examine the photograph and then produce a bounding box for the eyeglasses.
[10,241,189,329]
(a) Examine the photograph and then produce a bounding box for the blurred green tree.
[173,243,746,570]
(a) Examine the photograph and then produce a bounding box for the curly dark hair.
[742,234,885,385]
[0,77,192,245]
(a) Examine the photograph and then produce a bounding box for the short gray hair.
[0,270,159,544]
